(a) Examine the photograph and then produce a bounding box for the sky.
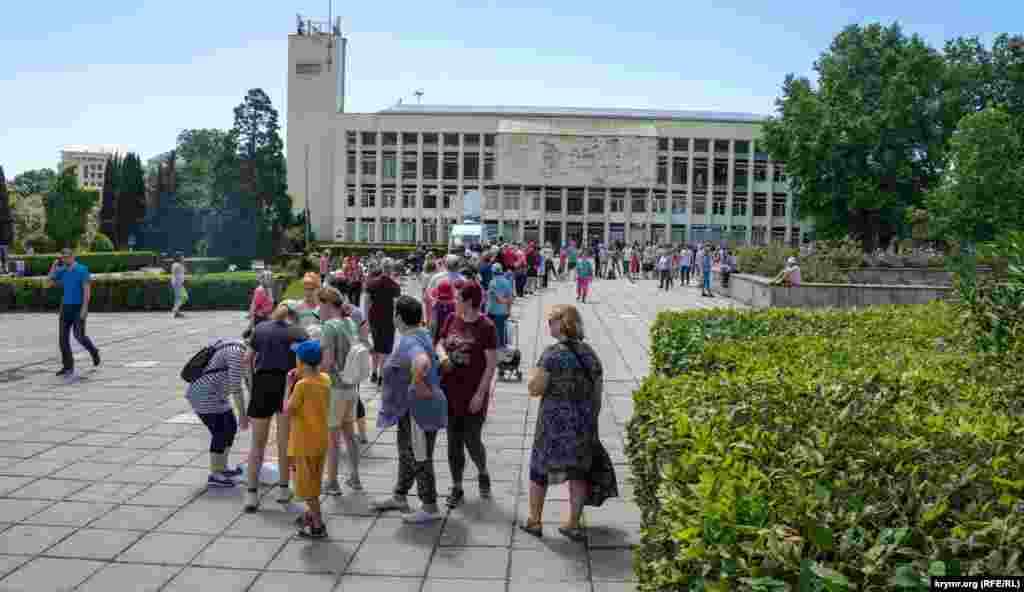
[1,0,1020,178]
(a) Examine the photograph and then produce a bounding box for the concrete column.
[685,138,695,243]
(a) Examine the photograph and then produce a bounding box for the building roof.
[377,104,768,124]
[61,145,131,156]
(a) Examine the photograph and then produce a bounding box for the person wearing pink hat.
[430,279,457,344]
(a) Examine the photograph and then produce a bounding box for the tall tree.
[114,153,147,248]
[924,108,1024,244]
[176,129,229,209]
[45,166,99,249]
[12,168,56,198]
[762,23,950,251]
[98,156,118,240]
[0,166,12,248]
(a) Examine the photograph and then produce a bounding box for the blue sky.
[1,0,1019,178]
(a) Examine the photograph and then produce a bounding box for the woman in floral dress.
[522,304,618,541]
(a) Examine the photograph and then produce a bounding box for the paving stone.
[266,539,353,574]
[193,536,285,569]
[0,524,77,555]
[427,545,511,579]
[117,532,213,565]
[440,516,515,546]
[365,516,442,546]
[509,548,589,581]
[23,501,115,527]
[346,541,432,576]
[0,499,53,522]
[76,563,180,592]
[0,555,29,577]
[590,548,637,581]
[7,478,91,501]
[89,505,176,530]
[0,557,105,591]
[0,476,35,495]
[127,484,201,507]
[422,578,508,592]
[43,528,143,559]
[252,571,341,592]
[162,567,260,591]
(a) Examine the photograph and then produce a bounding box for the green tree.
[12,168,56,198]
[762,23,950,251]
[98,155,119,240]
[0,166,12,248]
[924,108,1024,244]
[114,153,147,248]
[175,129,229,209]
[45,166,99,249]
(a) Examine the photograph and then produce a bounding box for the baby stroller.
[497,319,523,382]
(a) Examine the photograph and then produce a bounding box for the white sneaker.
[402,507,442,524]
[276,484,293,504]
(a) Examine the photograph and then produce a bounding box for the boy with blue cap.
[286,339,331,538]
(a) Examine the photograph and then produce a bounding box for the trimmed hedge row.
[628,303,1024,591]
[312,242,447,257]
[11,251,158,276]
[0,272,287,312]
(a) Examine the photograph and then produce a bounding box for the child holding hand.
[286,339,332,539]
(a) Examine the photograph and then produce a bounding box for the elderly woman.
[294,273,322,328]
[522,304,618,542]
[772,256,802,287]
[186,334,248,488]
[249,270,275,329]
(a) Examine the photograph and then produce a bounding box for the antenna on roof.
[414,89,424,104]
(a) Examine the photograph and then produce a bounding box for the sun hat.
[290,339,323,366]
[431,278,455,301]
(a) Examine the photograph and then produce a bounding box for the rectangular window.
[402,132,418,146]
[671,191,687,214]
[381,218,396,242]
[772,195,787,217]
[484,189,499,210]
[361,187,377,208]
[753,194,768,216]
[346,151,356,173]
[653,190,667,214]
[422,133,438,146]
[443,187,458,210]
[657,156,668,185]
[422,220,437,244]
[443,133,459,147]
[361,152,377,176]
[422,189,437,209]
[545,188,562,213]
[423,152,438,180]
[345,218,356,242]
[381,152,397,179]
[790,227,801,247]
[657,138,669,151]
[771,227,786,244]
[402,152,417,180]
[526,187,541,211]
[347,185,357,207]
[692,195,707,215]
[382,132,397,146]
[732,196,748,216]
[382,187,396,208]
[713,159,729,188]
[361,132,377,146]
[672,157,688,185]
[714,140,730,154]
[712,194,727,216]
[693,158,708,190]
[567,188,584,215]
[399,219,416,242]
[733,160,749,190]
[589,188,605,214]
[359,219,376,242]
[442,153,459,180]
[484,134,495,147]
[483,153,495,180]
[464,133,480,147]
[673,138,689,152]
[504,188,520,211]
[463,153,480,180]
[295,62,322,76]
[630,189,647,213]
[610,189,626,213]
[401,188,416,209]
[754,161,768,181]
[346,131,357,144]
[773,165,787,183]
[694,139,709,152]
[752,225,767,245]
[735,140,750,154]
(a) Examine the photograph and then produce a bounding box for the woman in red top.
[347,257,364,310]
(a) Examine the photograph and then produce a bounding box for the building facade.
[287,28,810,247]
[59,145,127,191]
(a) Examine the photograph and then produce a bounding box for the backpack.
[341,339,372,385]
[181,340,231,383]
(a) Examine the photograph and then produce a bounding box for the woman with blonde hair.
[522,304,618,541]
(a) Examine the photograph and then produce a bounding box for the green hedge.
[0,272,286,312]
[312,242,447,257]
[628,303,1024,591]
[12,251,158,276]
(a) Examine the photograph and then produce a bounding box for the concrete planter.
[714,272,952,309]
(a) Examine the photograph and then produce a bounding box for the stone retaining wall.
[713,272,952,309]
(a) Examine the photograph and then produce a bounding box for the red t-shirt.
[439,315,498,417]
[364,275,401,325]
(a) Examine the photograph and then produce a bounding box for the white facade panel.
[497,134,656,187]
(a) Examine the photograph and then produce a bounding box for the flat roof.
[376,104,768,124]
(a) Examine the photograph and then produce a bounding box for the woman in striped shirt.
[186,338,249,488]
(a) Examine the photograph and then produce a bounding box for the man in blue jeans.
[700,244,714,297]
[48,248,101,376]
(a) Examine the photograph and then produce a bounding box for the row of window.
[348,151,496,181]
[655,138,755,154]
[655,158,786,186]
[343,186,790,217]
[347,131,496,148]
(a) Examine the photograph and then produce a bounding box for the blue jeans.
[198,411,238,454]
[489,313,508,348]
[702,268,712,292]
[59,303,99,371]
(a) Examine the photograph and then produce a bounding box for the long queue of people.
[183,256,617,541]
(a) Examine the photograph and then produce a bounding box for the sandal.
[519,521,543,538]
[558,525,587,542]
[446,487,465,509]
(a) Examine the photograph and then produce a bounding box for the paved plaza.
[0,276,740,591]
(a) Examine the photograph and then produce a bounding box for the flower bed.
[629,302,1024,591]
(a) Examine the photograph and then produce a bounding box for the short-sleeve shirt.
[567,247,578,264]
[252,286,274,317]
[576,259,593,279]
[171,262,186,287]
[187,341,245,415]
[50,263,91,305]
[487,276,513,317]
[288,373,331,457]
[439,315,498,417]
[320,318,357,387]
[365,275,401,325]
[294,301,320,329]
[378,328,447,432]
[251,320,308,373]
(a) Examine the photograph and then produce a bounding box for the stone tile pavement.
[0,275,740,591]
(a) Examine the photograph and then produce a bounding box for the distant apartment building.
[59,145,128,191]
[286,20,811,246]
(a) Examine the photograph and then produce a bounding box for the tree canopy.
[45,167,99,249]
[12,168,56,198]
[0,166,12,247]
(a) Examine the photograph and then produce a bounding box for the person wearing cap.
[186,335,248,488]
[48,247,100,377]
[243,304,309,512]
[365,259,401,385]
[285,339,331,538]
[772,256,802,287]
[430,278,457,345]
[170,253,187,318]
[424,254,464,321]
[486,263,514,349]
[295,273,322,329]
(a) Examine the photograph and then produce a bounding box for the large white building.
[287,20,810,247]
[59,145,128,191]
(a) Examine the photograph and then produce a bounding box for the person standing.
[701,244,714,297]
[486,264,514,349]
[249,271,275,328]
[48,247,100,377]
[576,250,594,303]
[370,295,449,524]
[319,251,330,287]
[186,336,248,488]
[285,339,331,538]
[170,254,187,318]
[365,259,402,387]
[294,273,322,329]
[436,281,497,507]
[522,304,618,541]
[656,251,671,290]
[680,246,693,287]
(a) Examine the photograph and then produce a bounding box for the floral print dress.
[529,338,619,507]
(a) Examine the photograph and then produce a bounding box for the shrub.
[0,272,287,312]
[736,237,863,283]
[629,303,1024,591]
[91,232,115,252]
[180,257,228,275]
[11,251,157,276]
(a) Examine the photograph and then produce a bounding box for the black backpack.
[181,340,232,383]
